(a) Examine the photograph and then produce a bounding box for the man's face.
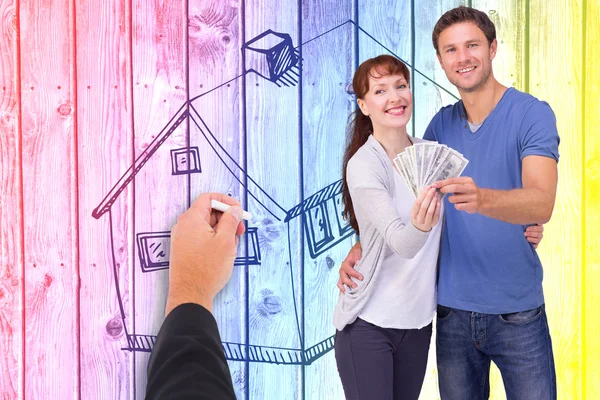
[436,22,497,93]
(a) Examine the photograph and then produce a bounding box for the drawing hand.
[165,193,245,315]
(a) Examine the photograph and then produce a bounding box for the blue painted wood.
[300,1,355,398]
[413,0,464,138]
[187,2,248,397]
[244,0,302,398]
[131,1,188,398]
[358,0,413,135]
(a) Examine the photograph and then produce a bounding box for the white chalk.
[210,199,252,221]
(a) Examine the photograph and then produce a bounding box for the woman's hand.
[411,186,441,232]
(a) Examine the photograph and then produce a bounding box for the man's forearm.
[478,187,555,224]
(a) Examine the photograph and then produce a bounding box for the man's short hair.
[432,6,496,54]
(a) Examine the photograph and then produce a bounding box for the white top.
[333,135,443,330]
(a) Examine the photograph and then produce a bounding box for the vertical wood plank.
[244,0,302,398]
[358,0,413,135]
[0,0,23,398]
[300,1,354,399]
[132,0,188,397]
[471,1,526,90]
[187,1,246,398]
[529,0,583,398]
[19,0,79,398]
[413,0,464,140]
[584,0,599,397]
[76,0,133,398]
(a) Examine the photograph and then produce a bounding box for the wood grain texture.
[244,0,302,398]
[584,0,599,397]
[358,0,414,127]
[472,1,526,90]
[301,1,354,398]
[19,0,79,398]
[529,0,583,398]
[76,0,133,399]
[187,1,247,397]
[413,0,464,139]
[131,0,188,398]
[0,0,22,398]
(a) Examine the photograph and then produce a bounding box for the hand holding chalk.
[211,199,252,221]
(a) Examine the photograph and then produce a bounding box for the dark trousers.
[334,318,432,400]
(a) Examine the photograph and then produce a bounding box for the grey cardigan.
[333,135,432,331]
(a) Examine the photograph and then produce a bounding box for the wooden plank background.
[0,0,22,398]
[76,0,133,398]
[187,1,247,398]
[583,0,599,397]
[301,1,354,398]
[20,0,79,399]
[0,1,597,399]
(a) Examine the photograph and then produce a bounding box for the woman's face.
[357,72,412,132]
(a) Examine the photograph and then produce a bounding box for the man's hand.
[165,193,245,315]
[337,242,363,293]
[432,176,481,213]
[525,223,544,249]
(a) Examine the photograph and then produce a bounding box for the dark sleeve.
[145,303,236,400]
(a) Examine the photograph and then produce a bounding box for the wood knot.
[258,218,284,243]
[257,289,282,316]
[1,112,13,127]
[106,317,123,337]
[58,102,72,116]
[43,273,53,289]
[325,256,335,269]
[345,83,354,95]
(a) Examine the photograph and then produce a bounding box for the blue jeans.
[436,304,556,400]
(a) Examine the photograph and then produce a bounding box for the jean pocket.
[499,305,543,324]
[437,305,453,320]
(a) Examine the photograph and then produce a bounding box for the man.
[338,6,558,399]
[145,193,244,400]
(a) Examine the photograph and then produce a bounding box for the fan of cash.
[393,142,469,198]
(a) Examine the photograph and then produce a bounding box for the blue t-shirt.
[424,87,560,314]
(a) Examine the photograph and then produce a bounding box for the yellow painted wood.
[529,0,583,398]
[584,0,600,397]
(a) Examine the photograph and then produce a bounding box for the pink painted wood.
[131,0,188,398]
[76,0,134,398]
[187,1,246,397]
[0,0,23,398]
[19,0,79,398]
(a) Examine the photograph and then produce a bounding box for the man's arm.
[146,193,244,399]
[146,303,236,400]
[433,155,558,225]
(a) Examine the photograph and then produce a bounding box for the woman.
[332,55,442,400]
